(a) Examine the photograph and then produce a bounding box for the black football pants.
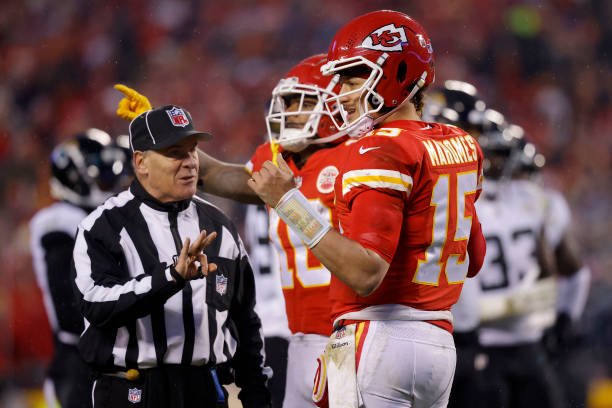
[48,343,93,408]
[448,330,485,408]
[92,365,228,408]
[478,342,565,408]
[264,336,289,408]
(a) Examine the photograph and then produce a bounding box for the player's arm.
[542,227,591,354]
[310,191,396,296]
[197,149,262,204]
[554,229,590,320]
[308,231,389,296]
[249,155,393,297]
[37,231,84,334]
[536,227,556,279]
[467,212,486,277]
[551,227,591,329]
[554,230,583,277]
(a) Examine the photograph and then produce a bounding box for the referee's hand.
[175,230,218,280]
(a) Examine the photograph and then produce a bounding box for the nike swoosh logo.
[420,125,433,130]
[359,146,381,155]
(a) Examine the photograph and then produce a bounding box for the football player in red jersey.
[249,10,487,407]
[114,54,352,408]
[240,55,353,408]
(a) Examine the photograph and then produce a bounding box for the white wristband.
[275,188,331,249]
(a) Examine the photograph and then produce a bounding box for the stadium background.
[0,0,611,406]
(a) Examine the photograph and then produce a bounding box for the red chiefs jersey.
[331,120,485,331]
[247,141,353,336]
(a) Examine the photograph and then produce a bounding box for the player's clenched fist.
[248,154,296,207]
[114,84,153,121]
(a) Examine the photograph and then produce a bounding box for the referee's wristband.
[274,188,331,249]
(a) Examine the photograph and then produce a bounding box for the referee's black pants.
[92,365,229,408]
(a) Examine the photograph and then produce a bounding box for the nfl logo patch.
[335,327,346,339]
[216,274,228,295]
[166,107,190,127]
[128,388,142,404]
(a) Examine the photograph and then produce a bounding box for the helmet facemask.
[266,76,341,153]
[321,55,429,139]
[320,57,386,139]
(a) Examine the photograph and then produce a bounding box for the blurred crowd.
[0,0,611,405]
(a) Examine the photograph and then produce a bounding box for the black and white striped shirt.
[72,179,269,398]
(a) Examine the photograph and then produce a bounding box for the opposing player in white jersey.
[113,54,348,407]
[29,130,132,408]
[515,136,592,407]
[472,120,571,407]
[244,204,291,408]
[426,80,592,407]
[514,137,591,355]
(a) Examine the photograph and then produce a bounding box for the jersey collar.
[130,179,191,213]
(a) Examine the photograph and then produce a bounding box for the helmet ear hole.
[368,94,383,109]
[397,61,407,85]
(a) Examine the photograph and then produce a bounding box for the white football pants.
[282,332,328,408]
[356,320,456,408]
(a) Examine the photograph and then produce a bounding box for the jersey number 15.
[414,171,478,286]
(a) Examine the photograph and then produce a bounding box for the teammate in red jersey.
[249,10,486,407]
[245,95,354,407]
[114,54,349,408]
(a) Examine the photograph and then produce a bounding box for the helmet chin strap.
[339,71,429,139]
[280,140,310,152]
[348,115,375,138]
[279,128,311,152]
[342,96,405,139]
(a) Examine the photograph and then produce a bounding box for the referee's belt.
[102,362,234,384]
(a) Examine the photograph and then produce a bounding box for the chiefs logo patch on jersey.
[362,24,408,52]
[317,166,339,194]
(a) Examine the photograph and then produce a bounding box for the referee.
[72,105,271,408]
